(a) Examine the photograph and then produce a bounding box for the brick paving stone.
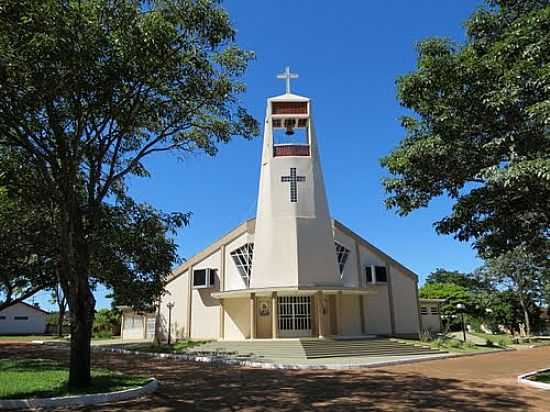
[1,343,550,411]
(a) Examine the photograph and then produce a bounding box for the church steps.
[187,338,445,359]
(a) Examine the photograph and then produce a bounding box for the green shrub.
[486,339,495,347]
[496,336,511,347]
[419,329,434,342]
[447,339,463,349]
[463,341,476,349]
[93,330,113,339]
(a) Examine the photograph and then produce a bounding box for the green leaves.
[382,0,550,259]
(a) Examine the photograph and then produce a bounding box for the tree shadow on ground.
[0,344,543,412]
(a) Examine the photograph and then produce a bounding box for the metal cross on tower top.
[277,66,299,94]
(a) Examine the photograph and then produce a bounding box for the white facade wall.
[339,295,362,336]
[391,265,420,335]
[159,270,190,341]
[0,303,48,335]
[190,251,221,339]
[223,297,250,340]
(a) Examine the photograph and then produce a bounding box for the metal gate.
[278,296,312,337]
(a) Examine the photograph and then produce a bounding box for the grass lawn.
[121,339,210,353]
[394,337,501,354]
[0,358,147,400]
[529,371,550,384]
[469,332,514,346]
[0,335,59,342]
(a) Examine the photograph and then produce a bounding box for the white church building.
[122,69,424,342]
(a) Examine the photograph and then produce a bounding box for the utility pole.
[456,303,466,342]
[167,302,175,345]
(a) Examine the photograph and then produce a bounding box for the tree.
[93,308,121,338]
[419,282,472,331]
[381,0,550,259]
[0,0,257,387]
[482,290,542,335]
[479,246,548,337]
[426,268,488,291]
[50,281,68,337]
[0,154,57,311]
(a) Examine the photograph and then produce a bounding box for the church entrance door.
[278,296,312,337]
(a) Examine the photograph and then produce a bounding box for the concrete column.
[317,292,324,338]
[187,265,193,339]
[219,245,226,339]
[218,299,225,340]
[385,262,397,336]
[335,292,342,336]
[359,295,366,335]
[250,293,256,339]
[271,292,278,339]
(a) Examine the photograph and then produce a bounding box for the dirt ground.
[1,343,550,411]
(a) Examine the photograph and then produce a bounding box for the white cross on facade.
[277,66,299,94]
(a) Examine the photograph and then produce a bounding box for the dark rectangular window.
[375,266,387,282]
[209,269,217,286]
[193,269,207,287]
[14,316,29,320]
[0,316,6,320]
[366,266,373,283]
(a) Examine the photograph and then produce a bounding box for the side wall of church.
[158,270,189,341]
[190,250,221,339]
[390,265,420,335]
[357,244,393,335]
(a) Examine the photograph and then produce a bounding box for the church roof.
[268,92,310,102]
[168,218,418,284]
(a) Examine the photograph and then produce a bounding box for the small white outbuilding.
[0,302,49,335]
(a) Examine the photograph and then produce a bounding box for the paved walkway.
[1,343,550,411]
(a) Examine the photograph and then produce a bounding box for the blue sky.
[32,0,486,311]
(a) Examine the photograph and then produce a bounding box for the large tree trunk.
[59,198,96,388]
[57,301,66,337]
[67,276,95,388]
[518,296,531,339]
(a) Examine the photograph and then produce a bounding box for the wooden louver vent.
[272,101,308,115]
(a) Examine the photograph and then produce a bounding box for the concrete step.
[187,338,445,359]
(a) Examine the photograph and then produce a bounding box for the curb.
[0,378,159,410]
[92,345,510,370]
[518,369,550,390]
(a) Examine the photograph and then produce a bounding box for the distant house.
[419,298,445,334]
[0,302,49,335]
[120,308,156,341]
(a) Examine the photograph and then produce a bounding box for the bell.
[285,125,295,136]
[284,118,295,136]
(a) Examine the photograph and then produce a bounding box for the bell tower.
[250,67,341,289]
